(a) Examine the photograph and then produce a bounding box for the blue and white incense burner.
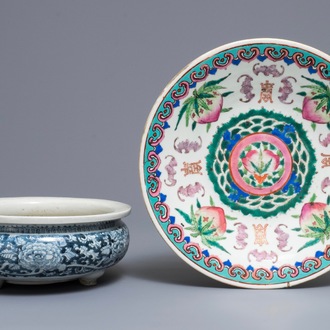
[0,197,130,287]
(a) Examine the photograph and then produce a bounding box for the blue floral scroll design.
[0,222,129,278]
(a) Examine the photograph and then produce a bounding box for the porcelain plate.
[140,39,330,288]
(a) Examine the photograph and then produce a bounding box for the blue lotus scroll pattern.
[0,221,129,278]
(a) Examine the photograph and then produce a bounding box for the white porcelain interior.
[0,197,131,224]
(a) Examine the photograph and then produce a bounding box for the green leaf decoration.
[311,122,317,131]
[326,228,330,240]
[311,93,328,100]
[183,96,193,105]
[307,226,325,233]
[175,103,189,130]
[205,239,230,254]
[327,122,330,130]
[222,91,234,98]
[299,232,323,239]
[198,92,215,99]
[203,228,217,236]
[262,158,273,173]
[197,216,203,232]
[193,98,199,116]
[312,214,326,229]
[225,215,237,220]
[202,85,225,94]
[324,210,330,228]
[191,232,199,238]
[315,98,329,115]
[298,238,320,252]
[175,208,192,224]
[206,123,211,132]
[221,107,233,113]
[210,196,215,206]
[244,177,251,184]
[297,92,307,97]
[275,167,283,179]
[301,85,325,93]
[203,73,231,88]
[327,195,330,205]
[292,227,301,232]
[190,206,198,226]
[293,107,302,113]
[226,229,234,233]
[185,106,190,126]
[301,75,328,91]
[310,193,317,203]
[192,121,197,131]
[196,199,201,209]
[250,161,261,174]
[200,236,210,248]
[197,98,210,111]
[201,221,213,233]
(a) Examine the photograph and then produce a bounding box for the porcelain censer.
[0,197,130,287]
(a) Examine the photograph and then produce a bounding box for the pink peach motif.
[298,75,330,124]
[229,133,293,196]
[299,202,330,233]
[242,149,280,184]
[174,74,233,130]
[302,97,330,124]
[175,203,230,253]
[195,206,227,237]
[242,149,280,173]
[297,202,330,252]
[190,93,223,124]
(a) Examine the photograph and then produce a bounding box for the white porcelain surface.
[0,197,131,224]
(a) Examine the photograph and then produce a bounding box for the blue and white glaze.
[0,220,129,286]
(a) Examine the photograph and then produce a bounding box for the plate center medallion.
[207,109,316,218]
[229,133,292,196]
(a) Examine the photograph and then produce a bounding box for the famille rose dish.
[0,197,130,287]
[140,38,330,288]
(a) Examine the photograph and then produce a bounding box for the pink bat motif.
[321,177,330,193]
[248,249,278,263]
[174,136,202,154]
[274,224,292,252]
[253,63,284,77]
[237,74,255,103]
[234,222,248,250]
[319,133,330,147]
[164,155,177,187]
[177,182,205,202]
[278,76,296,104]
